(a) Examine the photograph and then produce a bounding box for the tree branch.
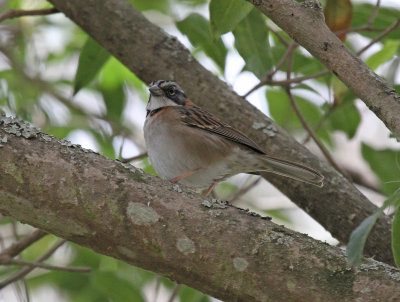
[357,18,400,55]
[0,119,399,301]
[248,0,400,139]
[0,229,47,258]
[285,86,348,178]
[0,239,66,289]
[0,258,91,273]
[45,0,394,265]
[0,8,59,23]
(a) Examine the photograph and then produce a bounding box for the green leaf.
[263,209,292,225]
[392,205,400,267]
[142,157,157,176]
[0,70,42,113]
[267,89,322,130]
[176,13,227,70]
[100,57,141,90]
[4,0,23,9]
[179,285,211,302]
[74,37,110,94]
[233,9,272,78]
[347,210,383,265]
[327,97,360,139]
[209,0,253,36]
[126,0,170,13]
[361,143,400,195]
[347,189,400,265]
[44,126,76,139]
[21,235,58,262]
[215,182,238,200]
[91,271,145,302]
[270,44,326,76]
[366,40,400,70]
[178,0,208,6]
[100,83,125,122]
[267,89,332,144]
[91,130,116,159]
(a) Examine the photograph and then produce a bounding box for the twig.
[0,8,59,23]
[286,88,349,178]
[229,177,262,203]
[23,279,31,302]
[303,18,398,146]
[10,220,31,302]
[118,137,125,160]
[243,42,298,98]
[345,168,381,194]
[0,258,91,273]
[12,281,27,302]
[270,42,298,77]
[121,152,148,163]
[244,4,394,98]
[357,18,400,56]
[267,70,331,86]
[0,239,66,289]
[336,0,382,36]
[245,16,397,98]
[367,0,381,27]
[244,70,330,98]
[152,276,161,302]
[334,26,384,36]
[11,220,18,240]
[333,0,382,36]
[284,48,349,179]
[266,23,289,47]
[0,229,47,258]
[302,104,336,144]
[167,284,181,302]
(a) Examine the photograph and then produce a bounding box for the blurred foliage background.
[0,0,400,301]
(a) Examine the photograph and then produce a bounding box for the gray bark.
[1,116,400,301]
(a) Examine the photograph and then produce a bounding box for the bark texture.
[46,0,394,265]
[1,118,400,301]
[249,0,400,139]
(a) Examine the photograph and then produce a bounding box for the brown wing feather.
[177,105,265,154]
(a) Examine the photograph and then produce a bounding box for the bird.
[143,80,324,196]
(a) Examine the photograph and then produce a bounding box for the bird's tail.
[257,155,324,187]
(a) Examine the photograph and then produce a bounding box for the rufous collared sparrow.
[143,80,324,196]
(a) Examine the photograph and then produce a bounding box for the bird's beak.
[149,85,163,96]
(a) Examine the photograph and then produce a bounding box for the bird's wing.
[177,105,265,154]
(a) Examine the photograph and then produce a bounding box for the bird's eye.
[167,87,176,96]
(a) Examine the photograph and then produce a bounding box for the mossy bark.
[1,116,400,301]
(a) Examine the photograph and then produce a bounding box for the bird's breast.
[143,109,237,188]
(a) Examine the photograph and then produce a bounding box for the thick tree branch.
[1,119,400,301]
[248,0,400,139]
[46,0,394,265]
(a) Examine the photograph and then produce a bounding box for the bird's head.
[147,80,188,111]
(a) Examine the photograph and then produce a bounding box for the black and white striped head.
[147,80,187,111]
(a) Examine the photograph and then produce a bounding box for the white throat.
[146,95,179,111]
